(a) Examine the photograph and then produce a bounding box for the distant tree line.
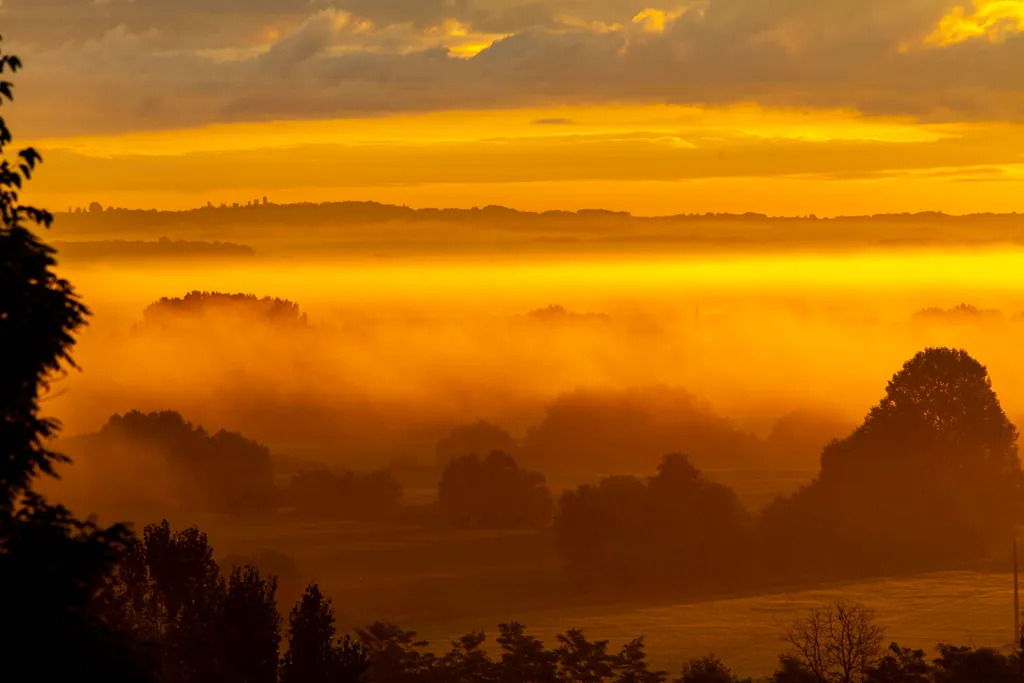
[553,348,1021,591]
[51,238,255,261]
[142,291,309,328]
[64,410,403,521]
[65,344,1024,598]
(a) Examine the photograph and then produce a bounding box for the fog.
[48,247,1024,477]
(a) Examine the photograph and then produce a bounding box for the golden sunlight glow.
[631,8,684,33]
[926,0,1024,45]
[29,104,947,157]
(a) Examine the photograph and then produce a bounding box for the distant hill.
[50,201,1024,254]
[52,237,254,260]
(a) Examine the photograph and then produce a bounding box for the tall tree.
[281,584,349,683]
[222,566,281,683]
[0,35,153,680]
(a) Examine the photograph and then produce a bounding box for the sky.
[6,0,1024,216]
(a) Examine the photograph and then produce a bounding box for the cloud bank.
[6,0,1024,137]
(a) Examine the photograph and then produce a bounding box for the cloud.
[6,0,1024,137]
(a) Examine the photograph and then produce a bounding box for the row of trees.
[550,347,1022,588]
[101,523,1024,683]
[62,409,404,520]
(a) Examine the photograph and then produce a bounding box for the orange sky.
[9,0,1024,215]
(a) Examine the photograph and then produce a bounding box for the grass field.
[140,467,1012,680]
[193,512,1018,678]
[418,571,1018,678]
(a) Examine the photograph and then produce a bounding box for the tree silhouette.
[222,566,281,683]
[865,644,930,683]
[614,637,667,683]
[761,348,1021,576]
[495,622,559,683]
[554,454,748,589]
[435,420,518,468]
[286,467,402,521]
[782,602,884,683]
[679,655,750,683]
[111,520,227,681]
[0,36,154,681]
[554,629,616,683]
[282,584,371,683]
[356,622,437,683]
[437,451,553,529]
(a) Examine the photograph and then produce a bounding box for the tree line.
[100,520,1024,683]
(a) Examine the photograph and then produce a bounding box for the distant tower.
[262,196,268,206]
[695,305,700,325]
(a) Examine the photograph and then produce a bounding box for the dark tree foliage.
[0,37,154,680]
[760,347,1021,577]
[679,655,751,683]
[554,454,749,590]
[281,584,371,683]
[615,637,668,683]
[437,451,553,529]
[142,291,308,328]
[865,644,931,683]
[931,644,1023,683]
[495,622,559,683]
[109,520,285,683]
[0,48,88,509]
[521,386,764,475]
[357,622,438,683]
[769,657,818,683]
[94,410,280,515]
[223,566,281,683]
[286,468,402,522]
[442,631,501,683]
[435,420,518,468]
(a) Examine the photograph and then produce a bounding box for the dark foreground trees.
[0,37,154,680]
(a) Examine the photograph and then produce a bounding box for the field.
[420,571,1018,678]
[202,509,1017,679]
[168,464,1013,679]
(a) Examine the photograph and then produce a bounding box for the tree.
[441,631,500,683]
[496,622,559,683]
[282,584,370,683]
[554,629,617,683]
[781,602,884,683]
[82,410,280,517]
[222,566,281,683]
[770,656,819,683]
[679,655,750,683]
[761,348,1022,577]
[614,637,667,683]
[287,468,402,522]
[554,455,748,590]
[357,622,437,683]
[437,451,553,529]
[864,644,930,683]
[0,35,154,681]
[435,420,518,468]
[932,644,1017,683]
[111,520,227,682]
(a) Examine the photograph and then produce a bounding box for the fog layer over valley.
[51,248,1024,472]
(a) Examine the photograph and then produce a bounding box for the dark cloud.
[5,0,1024,137]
